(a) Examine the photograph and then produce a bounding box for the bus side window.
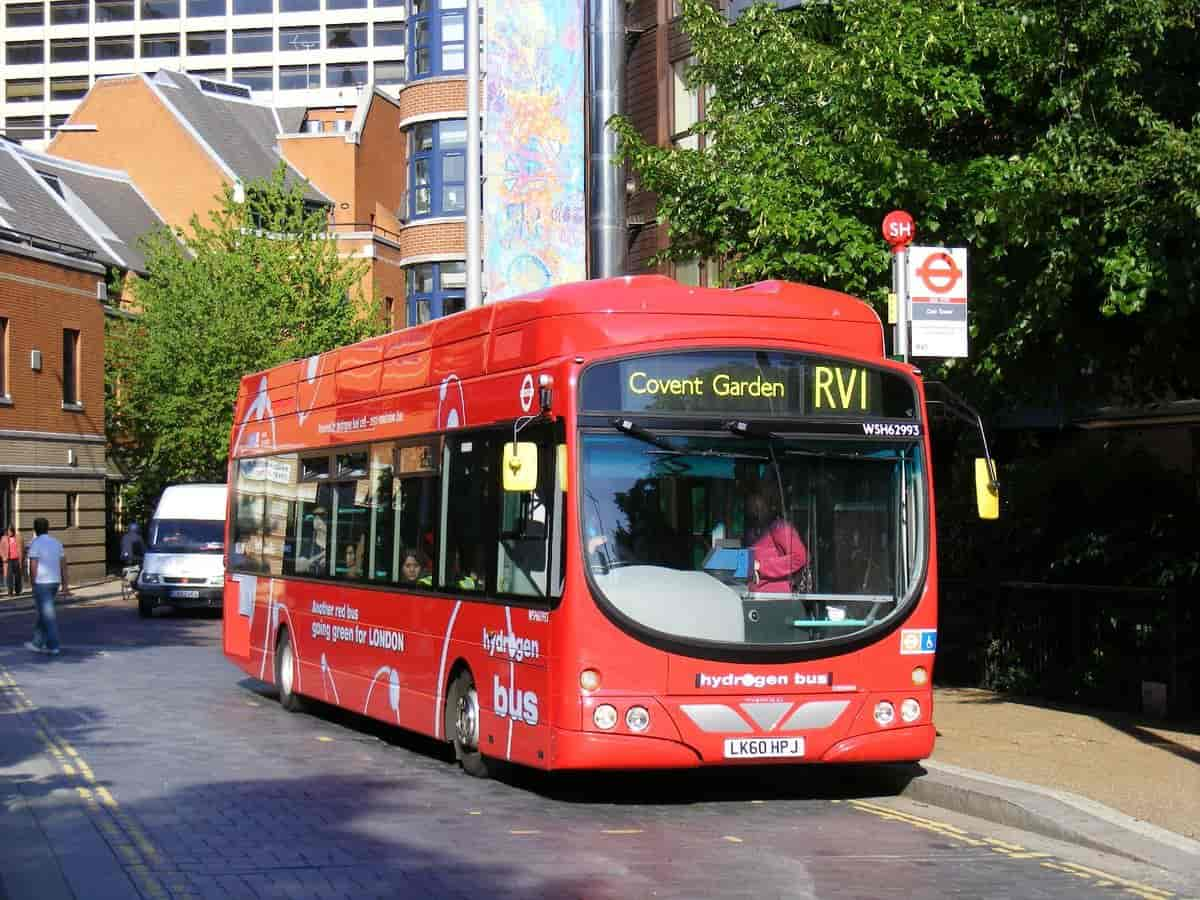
[441,434,497,593]
[497,435,554,598]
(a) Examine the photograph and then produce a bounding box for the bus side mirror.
[975,458,999,520]
[503,442,539,492]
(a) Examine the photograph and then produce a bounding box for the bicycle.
[120,560,141,603]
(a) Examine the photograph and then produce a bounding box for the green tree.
[109,166,378,517]
[612,0,1200,408]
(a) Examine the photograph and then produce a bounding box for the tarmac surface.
[3,577,1199,887]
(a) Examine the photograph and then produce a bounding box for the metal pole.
[587,0,626,278]
[466,0,482,308]
[893,247,910,363]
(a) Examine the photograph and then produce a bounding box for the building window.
[50,0,89,24]
[3,116,44,141]
[232,67,273,91]
[674,258,720,288]
[49,115,69,135]
[5,79,44,104]
[375,59,404,85]
[327,23,367,50]
[187,0,226,15]
[7,2,43,25]
[327,0,366,9]
[188,67,227,79]
[279,65,319,90]
[233,0,272,13]
[0,318,7,397]
[96,36,136,60]
[384,297,394,329]
[6,3,43,26]
[50,38,89,63]
[62,329,79,407]
[409,0,465,80]
[6,41,44,66]
[326,62,367,88]
[671,56,704,150]
[279,0,317,10]
[374,21,405,46]
[233,28,273,53]
[407,262,465,325]
[141,34,180,58]
[96,0,135,20]
[375,0,403,7]
[66,493,77,528]
[50,76,90,101]
[187,31,225,55]
[141,0,180,19]
[280,26,320,51]
[409,119,465,219]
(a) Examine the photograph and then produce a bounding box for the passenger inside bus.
[745,485,809,595]
[400,548,431,586]
[342,543,365,579]
[296,507,328,575]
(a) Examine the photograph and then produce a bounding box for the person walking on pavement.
[24,517,69,656]
[120,522,145,565]
[2,525,23,595]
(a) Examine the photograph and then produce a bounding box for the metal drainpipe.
[587,0,627,279]
[466,0,482,308]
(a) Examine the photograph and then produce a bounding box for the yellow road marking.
[468,810,482,815]
[316,735,334,742]
[510,829,541,835]
[602,828,644,835]
[723,835,744,843]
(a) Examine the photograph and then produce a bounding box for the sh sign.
[906,246,969,358]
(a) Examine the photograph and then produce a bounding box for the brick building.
[0,138,164,581]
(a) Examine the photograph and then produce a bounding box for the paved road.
[1,590,1197,900]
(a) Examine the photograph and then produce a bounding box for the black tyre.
[275,629,306,713]
[137,595,152,618]
[445,671,492,778]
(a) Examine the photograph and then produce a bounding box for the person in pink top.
[747,487,809,595]
[2,525,23,596]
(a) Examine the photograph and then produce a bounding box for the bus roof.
[237,275,884,400]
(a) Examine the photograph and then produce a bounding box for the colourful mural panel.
[484,1,587,301]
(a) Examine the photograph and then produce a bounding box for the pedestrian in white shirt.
[25,517,68,656]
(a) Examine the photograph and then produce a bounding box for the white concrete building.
[1,0,465,147]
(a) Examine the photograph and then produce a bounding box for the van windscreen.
[148,519,225,553]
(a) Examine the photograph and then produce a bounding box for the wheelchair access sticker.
[900,629,937,655]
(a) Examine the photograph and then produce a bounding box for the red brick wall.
[0,249,105,437]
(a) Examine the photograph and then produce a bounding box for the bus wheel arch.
[444,664,492,778]
[275,627,306,713]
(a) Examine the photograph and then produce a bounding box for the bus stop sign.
[882,210,915,250]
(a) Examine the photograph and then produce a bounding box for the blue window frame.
[408,119,465,219]
[407,262,465,326]
[408,0,465,80]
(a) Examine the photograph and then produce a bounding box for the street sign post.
[881,211,915,361]
[906,246,969,358]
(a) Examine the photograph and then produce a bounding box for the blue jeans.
[32,582,61,651]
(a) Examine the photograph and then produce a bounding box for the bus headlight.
[593,704,618,730]
[873,701,896,727]
[625,706,650,732]
[580,669,601,692]
[900,698,921,723]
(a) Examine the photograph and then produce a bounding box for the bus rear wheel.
[275,630,306,713]
[446,672,492,778]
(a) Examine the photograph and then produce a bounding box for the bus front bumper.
[548,723,935,770]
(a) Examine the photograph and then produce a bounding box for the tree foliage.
[108,167,377,518]
[612,0,1200,408]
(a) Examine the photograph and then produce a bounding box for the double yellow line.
[1,667,195,899]
[848,799,1175,899]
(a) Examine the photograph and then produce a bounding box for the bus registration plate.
[724,737,805,759]
[170,590,200,599]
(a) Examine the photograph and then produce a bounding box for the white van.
[136,483,228,618]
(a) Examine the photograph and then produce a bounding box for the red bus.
[222,275,948,775]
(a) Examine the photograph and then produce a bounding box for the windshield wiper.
[611,418,679,453]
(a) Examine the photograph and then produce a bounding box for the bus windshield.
[580,430,925,647]
[147,519,225,553]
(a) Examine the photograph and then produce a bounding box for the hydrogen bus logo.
[437,374,466,430]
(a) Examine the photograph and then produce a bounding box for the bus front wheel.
[275,630,306,713]
[446,672,492,778]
